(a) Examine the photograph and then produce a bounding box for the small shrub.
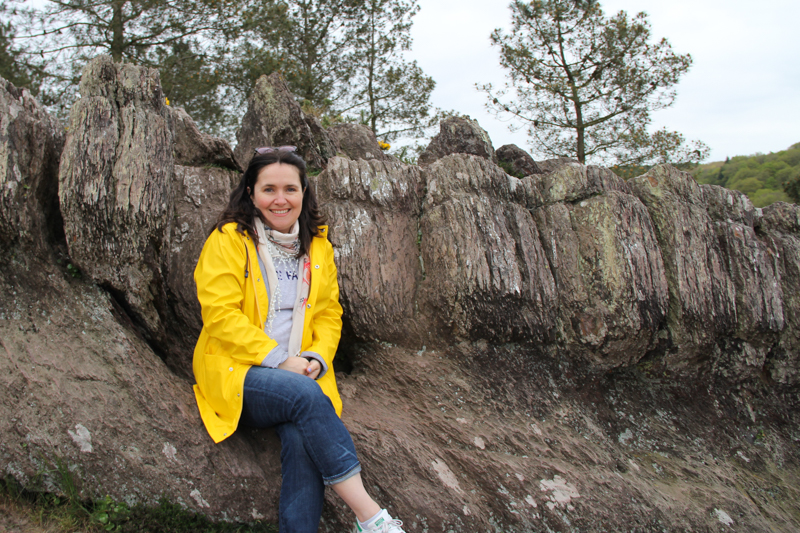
[66,263,81,279]
[497,160,525,179]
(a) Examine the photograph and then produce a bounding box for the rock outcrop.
[537,156,580,174]
[702,185,783,381]
[328,123,393,162]
[628,166,738,367]
[166,164,239,362]
[321,155,669,369]
[58,56,175,353]
[759,202,800,385]
[0,77,64,257]
[528,164,668,368]
[2,56,800,533]
[496,143,542,177]
[314,157,425,345]
[418,116,497,166]
[169,106,238,170]
[628,166,782,381]
[417,155,557,345]
[233,73,337,171]
[57,56,239,372]
[2,60,283,522]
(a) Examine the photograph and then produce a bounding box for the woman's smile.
[250,162,304,233]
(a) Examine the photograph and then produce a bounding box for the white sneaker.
[353,509,405,533]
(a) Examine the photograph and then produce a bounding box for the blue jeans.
[239,366,361,533]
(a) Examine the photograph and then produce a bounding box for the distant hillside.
[692,143,800,207]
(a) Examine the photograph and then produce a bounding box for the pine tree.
[0,16,40,94]
[343,0,437,142]
[10,0,247,130]
[479,0,708,166]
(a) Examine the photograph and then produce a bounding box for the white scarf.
[254,218,311,358]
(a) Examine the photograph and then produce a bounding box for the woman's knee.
[291,377,334,412]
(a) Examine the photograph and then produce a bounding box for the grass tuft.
[2,469,277,533]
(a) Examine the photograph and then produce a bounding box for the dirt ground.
[0,496,65,533]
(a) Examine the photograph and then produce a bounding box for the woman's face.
[250,163,304,233]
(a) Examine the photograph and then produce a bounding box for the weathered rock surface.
[418,116,497,166]
[58,56,174,352]
[759,202,800,385]
[328,123,392,162]
[2,55,800,533]
[314,157,425,345]
[0,260,283,522]
[169,106,238,170]
[418,155,557,344]
[57,56,240,373]
[528,165,668,368]
[496,143,542,177]
[320,152,670,369]
[0,77,64,256]
[537,156,580,174]
[322,343,800,532]
[166,165,239,369]
[629,165,738,367]
[702,185,783,381]
[4,257,799,532]
[528,161,631,205]
[233,73,337,171]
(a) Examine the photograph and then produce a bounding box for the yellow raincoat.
[192,222,343,443]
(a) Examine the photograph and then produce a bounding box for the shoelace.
[378,518,404,533]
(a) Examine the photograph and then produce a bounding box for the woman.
[192,147,405,533]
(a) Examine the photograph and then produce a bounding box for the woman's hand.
[278,356,320,379]
[304,358,321,380]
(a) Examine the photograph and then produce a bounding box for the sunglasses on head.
[254,145,297,155]
[251,145,308,189]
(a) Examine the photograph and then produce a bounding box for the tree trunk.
[555,13,585,163]
[576,123,585,163]
[110,0,125,62]
[367,5,377,134]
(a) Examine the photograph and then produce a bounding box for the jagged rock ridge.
[1,57,799,532]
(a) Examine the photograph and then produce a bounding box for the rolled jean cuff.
[323,461,361,486]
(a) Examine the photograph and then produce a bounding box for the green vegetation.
[481,0,708,167]
[692,142,800,207]
[344,0,437,142]
[3,0,438,144]
[65,263,81,279]
[1,462,277,533]
[0,14,43,96]
[498,160,526,179]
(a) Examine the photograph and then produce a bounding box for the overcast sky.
[409,0,800,162]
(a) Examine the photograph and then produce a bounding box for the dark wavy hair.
[213,149,325,257]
